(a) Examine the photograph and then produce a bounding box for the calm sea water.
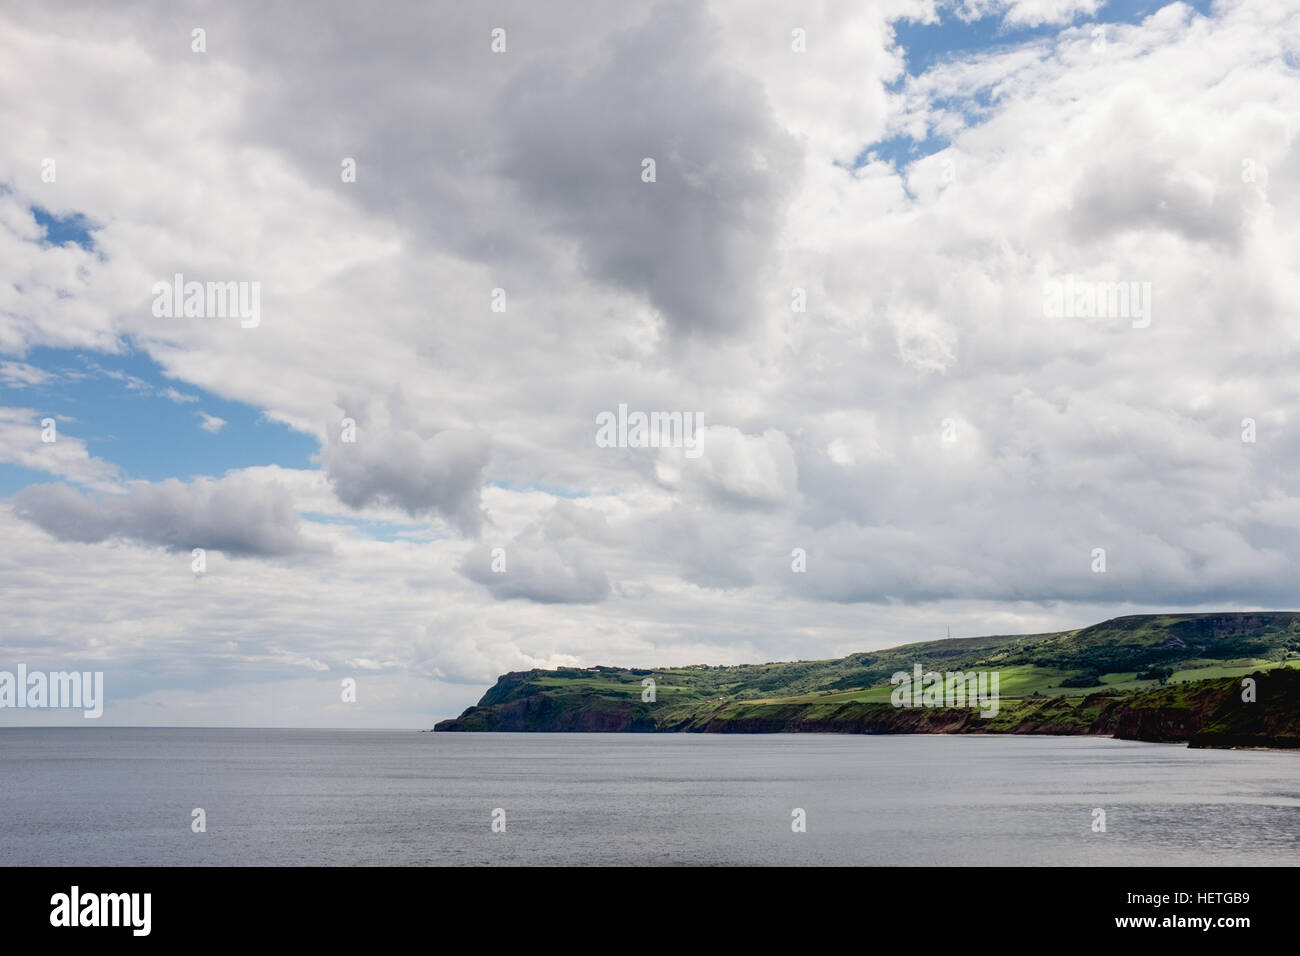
[1,729,1296,865]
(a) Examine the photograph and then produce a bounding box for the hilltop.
[434,612,1300,747]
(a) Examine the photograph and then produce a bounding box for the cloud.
[0,360,52,386]
[893,307,959,374]
[459,499,612,603]
[0,406,120,490]
[497,2,801,338]
[460,541,611,604]
[13,474,328,557]
[1063,96,1252,249]
[969,0,1102,28]
[657,426,799,509]
[319,396,490,536]
[197,411,227,433]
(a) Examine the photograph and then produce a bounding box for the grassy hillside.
[433,612,1300,746]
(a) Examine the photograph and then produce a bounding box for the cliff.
[434,612,1300,748]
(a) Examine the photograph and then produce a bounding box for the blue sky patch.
[858,131,952,169]
[30,205,99,252]
[0,345,318,495]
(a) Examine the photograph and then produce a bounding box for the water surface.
[1,729,1296,865]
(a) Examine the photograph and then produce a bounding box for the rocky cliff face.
[707,709,983,734]
[1084,670,1300,747]
[435,693,656,732]
[1093,703,1204,742]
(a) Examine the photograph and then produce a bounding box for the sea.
[1,729,1296,865]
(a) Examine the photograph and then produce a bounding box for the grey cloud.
[786,517,1300,608]
[497,2,801,337]
[320,410,490,537]
[1067,154,1248,248]
[14,477,325,557]
[196,0,804,342]
[651,509,758,590]
[460,542,610,604]
[459,499,613,603]
[658,425,799,510]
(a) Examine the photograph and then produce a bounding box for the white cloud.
[0,360,52,386]
[0,406,120,491]
[957,0,1103,28]
[197,411,226,433]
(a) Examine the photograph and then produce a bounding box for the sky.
[1,0,1298,727]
